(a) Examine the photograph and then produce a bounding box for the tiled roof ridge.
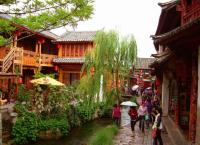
[55,31,97,42]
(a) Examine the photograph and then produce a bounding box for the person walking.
[137,103,147,132]
[128,106,138,131]
[112,104,121,127]
[145,97,153,128]
[152,107,163,145]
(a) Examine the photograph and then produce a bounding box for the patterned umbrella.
[30,76,64,86]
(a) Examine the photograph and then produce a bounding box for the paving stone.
[113,123,173,145]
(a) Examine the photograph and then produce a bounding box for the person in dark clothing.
[128,106,138,131]
[145,97,152,128]
[152,107,163,145]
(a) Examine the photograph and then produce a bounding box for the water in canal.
[31,119,112,145]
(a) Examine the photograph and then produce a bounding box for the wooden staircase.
[0,47,23,75]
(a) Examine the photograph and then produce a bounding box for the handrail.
[1,47,23,74]
[2,48,15,72]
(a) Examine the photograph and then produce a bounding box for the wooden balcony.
[23,50,38,67]
[23,50,57,67]
[41,54,57,67]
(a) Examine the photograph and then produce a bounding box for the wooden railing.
[0,47,23,74]
[1,48,15,72]
[41,54,57,66]
[23,50,38,67]
[23,50,56,67]
[182,6,200,25]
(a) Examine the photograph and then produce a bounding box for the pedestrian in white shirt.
[137,103,147,132]
[152,107,163,145]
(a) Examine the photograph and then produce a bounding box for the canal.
[31,119,112,145]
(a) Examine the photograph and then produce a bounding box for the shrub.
[38,118,70,135]
[12,112,38,144]
[17,84,30,102]
[88,125,118,145]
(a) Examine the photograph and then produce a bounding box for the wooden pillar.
[189,51,198,141]
[58,44,62,57]
[13,35,17,47]
[37,42,42,73]
[161,72,169,116]
[58,68,63,83]
[196,46,200,144]
[35,42,38,54]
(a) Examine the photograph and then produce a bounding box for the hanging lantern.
[18,77,23,84]
[56,44,61,49]
[39,38,45,44]
[156,79,160,86]
[15,30,21,37]
[90,67,95,76]
[54,65,58,71]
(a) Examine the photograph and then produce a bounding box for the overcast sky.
[52,0,167,58]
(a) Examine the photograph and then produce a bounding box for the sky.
[52,0,167,58]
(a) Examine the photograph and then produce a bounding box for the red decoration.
[18,77,23,84]
[54,65,58,71]
[156,79,160,86]
[90,67,95,76]
[15,30,21,37]
[56,44,61,49]
[39,38,45,44]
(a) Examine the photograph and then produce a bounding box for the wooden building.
[0,14,58,101]
[53,31,96,85]
[134,58,155,94]
[151,0,200,144]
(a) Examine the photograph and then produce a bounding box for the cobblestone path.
[113,123,173,145]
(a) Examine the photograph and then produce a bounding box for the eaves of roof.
[152,16,200,44]
[53,57,84,63]
[0,14,58,40]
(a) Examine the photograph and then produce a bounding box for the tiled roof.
[158,0,179,8]
[53,57,84,63]
[135,58,155,69]
[0,14,12,19]
[149,49,174,68]
[0,14,58,40]
[40,31,59,39]
[55,31,97,42]
[152,14,200,44]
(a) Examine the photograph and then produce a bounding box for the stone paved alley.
[114,106,173,145]
[113,123,173,145]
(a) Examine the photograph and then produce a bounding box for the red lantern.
[56,44,61,49]
[54,65,58,71]
[156,79,160,86]
[39,38,45,44]
[18,77,23,84]
[15,30,21,37]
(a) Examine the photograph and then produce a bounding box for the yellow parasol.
[30,76,64,86]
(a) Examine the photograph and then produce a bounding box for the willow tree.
[82,30,137,104]
[0,0,93,46]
